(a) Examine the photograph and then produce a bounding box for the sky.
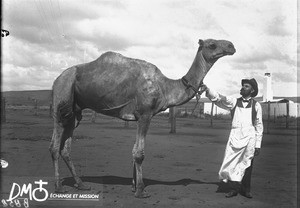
[2,0,298,97]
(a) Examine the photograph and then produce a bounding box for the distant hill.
[2,90,52,106]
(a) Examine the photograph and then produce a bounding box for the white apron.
[218,103,256,182]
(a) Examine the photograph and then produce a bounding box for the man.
[204,78,263,198]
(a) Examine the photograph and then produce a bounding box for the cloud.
[266,15,292,37]
[3,0,128,49]
[2,37,67,71]
[232,45,295,67]
[2,64,57,91]
[272,72,297,83]
[219,1,238,9]
[297,42,300,68]
[231,62,268,71]
[224,79,240,95]
[1,0,297,97]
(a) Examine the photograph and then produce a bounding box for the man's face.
[240,83,253,97]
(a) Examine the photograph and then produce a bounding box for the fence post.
[266,101,270,134]
[49,103,53,118]
[169,107,176,133]
[34,99,38,115]
[210,103,214,127]
[124,121,129,128]
[91,111,97,123]
[286,102,289,129]
[273,108,276,123]
[1,97,6,123]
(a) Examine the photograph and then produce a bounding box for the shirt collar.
[241,97,251,101]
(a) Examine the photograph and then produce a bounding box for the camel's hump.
[96,51,155,68]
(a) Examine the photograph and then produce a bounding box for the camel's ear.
[198,39,204,50]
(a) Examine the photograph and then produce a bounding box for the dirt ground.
[0,108,298,208]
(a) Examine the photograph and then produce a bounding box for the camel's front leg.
[132,114,151,198]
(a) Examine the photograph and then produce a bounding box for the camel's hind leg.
[60,126,90,190]
[50,119,90,192]
[49,125,61,192]
[49,122,68,193]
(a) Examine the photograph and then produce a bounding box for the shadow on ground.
[62,175,231,193]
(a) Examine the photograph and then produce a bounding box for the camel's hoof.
[134,190,151,198]
[131,185,136,193]
[55,186,68,193]
[75,182,91,190]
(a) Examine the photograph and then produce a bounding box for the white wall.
[204,102,299,117]
[203,103,230,115]
[261,102,299,117]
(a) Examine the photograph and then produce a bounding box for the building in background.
[200,72,299,118]
[263,72,273,102]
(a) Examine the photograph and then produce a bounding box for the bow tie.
[242,99,250,103]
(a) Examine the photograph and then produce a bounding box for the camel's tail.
[52,67,81,128]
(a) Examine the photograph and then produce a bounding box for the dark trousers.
[241,159,254,192]
[230,159,254,192]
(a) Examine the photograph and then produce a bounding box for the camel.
[50,38,236,198]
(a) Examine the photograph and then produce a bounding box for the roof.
[197,96,300,103]
[255,97,298,103]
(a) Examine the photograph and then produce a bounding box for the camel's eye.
[208,43,216,50]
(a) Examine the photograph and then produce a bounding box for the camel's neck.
[164,51,212,107]
[183,51,212,89]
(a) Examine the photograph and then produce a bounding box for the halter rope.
[181,77,205,115]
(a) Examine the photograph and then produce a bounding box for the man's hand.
[254,148,260,156]
[201,84,208,91]
[199,84,208,95]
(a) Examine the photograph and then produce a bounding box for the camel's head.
[198,39,236,64]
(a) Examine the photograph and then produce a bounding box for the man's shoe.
[225,190,238,198]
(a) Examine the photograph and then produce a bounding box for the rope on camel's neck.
[181,76,205,115]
